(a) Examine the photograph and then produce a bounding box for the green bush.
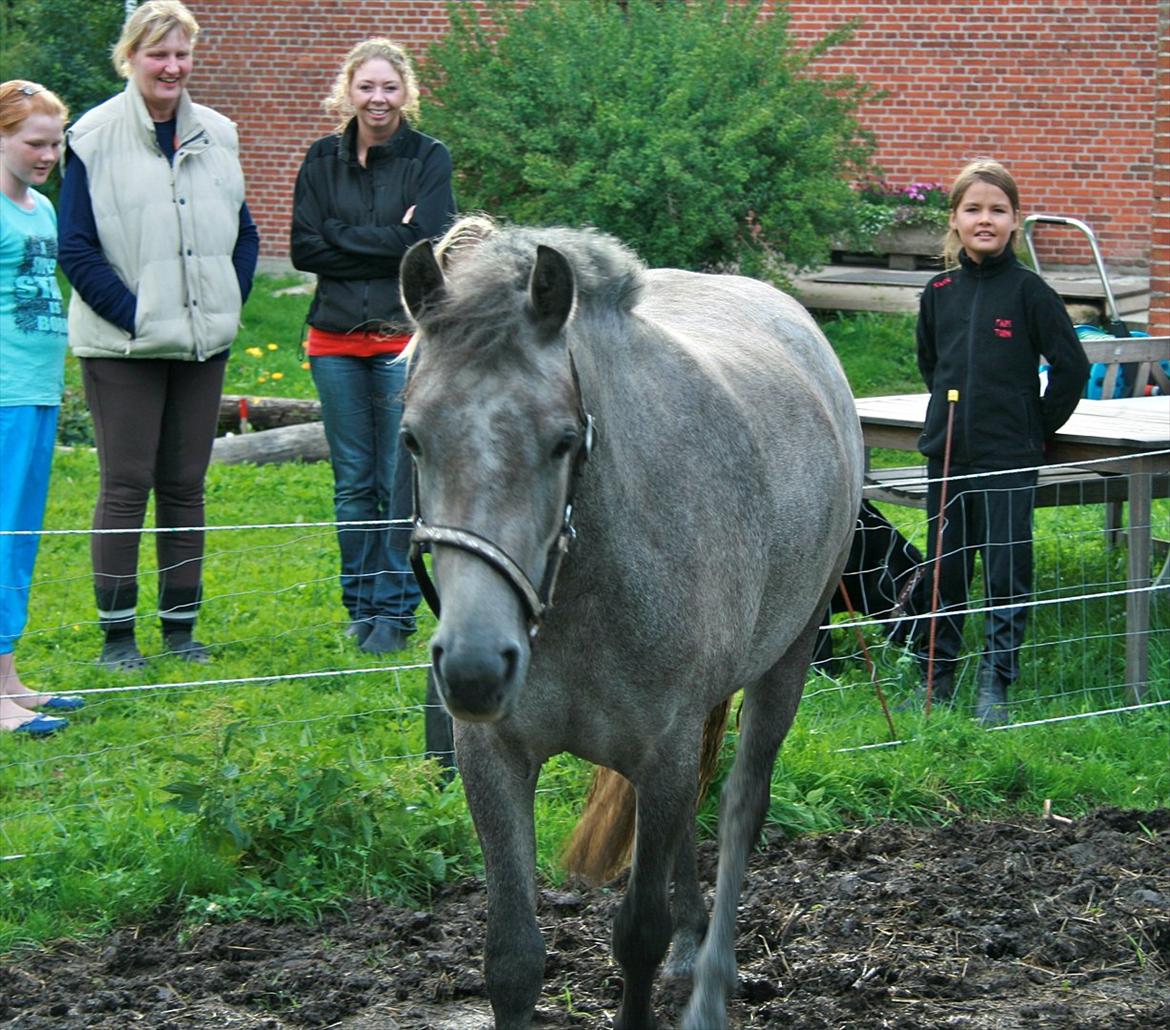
[0,0,124,206]
[423,0,879,277]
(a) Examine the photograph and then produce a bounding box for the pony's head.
[400,221,599,723]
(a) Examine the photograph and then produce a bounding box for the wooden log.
[217,394,322,434]
[211,421,330,466]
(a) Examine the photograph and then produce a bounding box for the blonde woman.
[291,38,456,654]
[58,0,259,671]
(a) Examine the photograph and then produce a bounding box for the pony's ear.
[401,240,447,324]
[528,245,575,342]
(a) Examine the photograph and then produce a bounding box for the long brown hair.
[942,159,1021,268]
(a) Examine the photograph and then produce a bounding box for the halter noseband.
[408,356,595,639]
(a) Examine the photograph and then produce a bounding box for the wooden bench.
[1078,336,1170,401]
[862,463,1169,509]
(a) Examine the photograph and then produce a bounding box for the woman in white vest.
[58,0,259,671]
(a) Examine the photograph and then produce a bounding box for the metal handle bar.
[1022,214,1124,328]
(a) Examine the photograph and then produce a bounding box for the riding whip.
[924,388,958,717]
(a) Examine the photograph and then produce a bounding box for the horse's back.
[637,268,857,432]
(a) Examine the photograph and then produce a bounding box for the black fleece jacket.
[290,118,456,333]
[916,247,1089,470]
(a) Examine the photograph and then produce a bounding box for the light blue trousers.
[0,406,59,654]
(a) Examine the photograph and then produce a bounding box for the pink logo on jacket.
[993,318,1013,339]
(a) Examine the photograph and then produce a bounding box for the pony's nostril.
[500,643,521,685]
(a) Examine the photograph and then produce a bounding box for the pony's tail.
[561,697,732,884]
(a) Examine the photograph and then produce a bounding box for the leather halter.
[408,356,595,639]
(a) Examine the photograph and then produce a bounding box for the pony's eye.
[400,427,420,456]
[551,429,577,461]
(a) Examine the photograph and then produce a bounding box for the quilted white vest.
[66,80,245,360]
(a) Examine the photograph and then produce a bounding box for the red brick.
[187,0,1165,307]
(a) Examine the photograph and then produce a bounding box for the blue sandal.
[13,714,68,737]
[38,696,86,711]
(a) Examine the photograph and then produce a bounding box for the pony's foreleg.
[681,624,815,1030]
[612,755,701,1030]
[456,725,543,1030]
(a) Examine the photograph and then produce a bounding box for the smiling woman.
[55,0,260,673]
[289,37,456,656]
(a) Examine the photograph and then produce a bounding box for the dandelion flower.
[301,361,310,370]
[271,372,284,380]
[267,343,278,351]
[246,346,263,358]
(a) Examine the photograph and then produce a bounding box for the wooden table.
[854,393,1170,700]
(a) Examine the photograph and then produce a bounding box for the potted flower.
[845,179,951,268]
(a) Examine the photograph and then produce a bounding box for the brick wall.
[186,0,1163,312]
[1152,1,1169,334]
[781,1,1158,272]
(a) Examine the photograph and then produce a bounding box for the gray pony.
[399,218,863,1029]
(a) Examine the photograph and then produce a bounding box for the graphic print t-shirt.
[1,190,68,406]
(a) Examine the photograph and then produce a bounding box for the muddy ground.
[5,806,1169,1029]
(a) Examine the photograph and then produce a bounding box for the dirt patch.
[5,807,1169,1029]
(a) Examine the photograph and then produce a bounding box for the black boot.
[895,668,956,712]
[975,667,1009,726]
[162,627,211,664]
[925,669,957,705]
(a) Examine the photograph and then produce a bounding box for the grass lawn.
[2,278,1166,953]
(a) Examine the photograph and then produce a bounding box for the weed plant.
[2,280,1165,954]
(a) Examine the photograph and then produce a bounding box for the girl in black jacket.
[912,160,1089,724]
[291,39,456,654]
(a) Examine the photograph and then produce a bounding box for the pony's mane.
[419,220,646,356]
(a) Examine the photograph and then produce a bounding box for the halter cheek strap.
[408,357,594,639]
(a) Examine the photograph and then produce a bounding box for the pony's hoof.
[663,943,699,982]
[681,991,728,1030]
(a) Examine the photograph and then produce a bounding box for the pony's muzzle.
[430,630,528,723]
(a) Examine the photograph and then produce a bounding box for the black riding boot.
[975,667,1009,726]
[894,668,956,712]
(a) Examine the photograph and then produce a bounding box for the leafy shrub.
[0,0,124,206]
[56,385,94,447]
[422,0,879,277]
[163,724,477,914]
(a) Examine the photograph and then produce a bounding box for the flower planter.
[869,225,946,270]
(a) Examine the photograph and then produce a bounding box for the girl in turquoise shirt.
[0,80,83,736]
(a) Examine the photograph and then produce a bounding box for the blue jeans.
[311,354,420,630]
[0,405,59,653]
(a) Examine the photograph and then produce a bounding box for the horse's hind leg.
[663,814,706,980]
[456,725,544,1030]
[682,621,816,1030]
[613,749,701,1030]
[665,697,731,981]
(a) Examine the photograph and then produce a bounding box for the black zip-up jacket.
[290,118,456,333]
[916,247,1089,470]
